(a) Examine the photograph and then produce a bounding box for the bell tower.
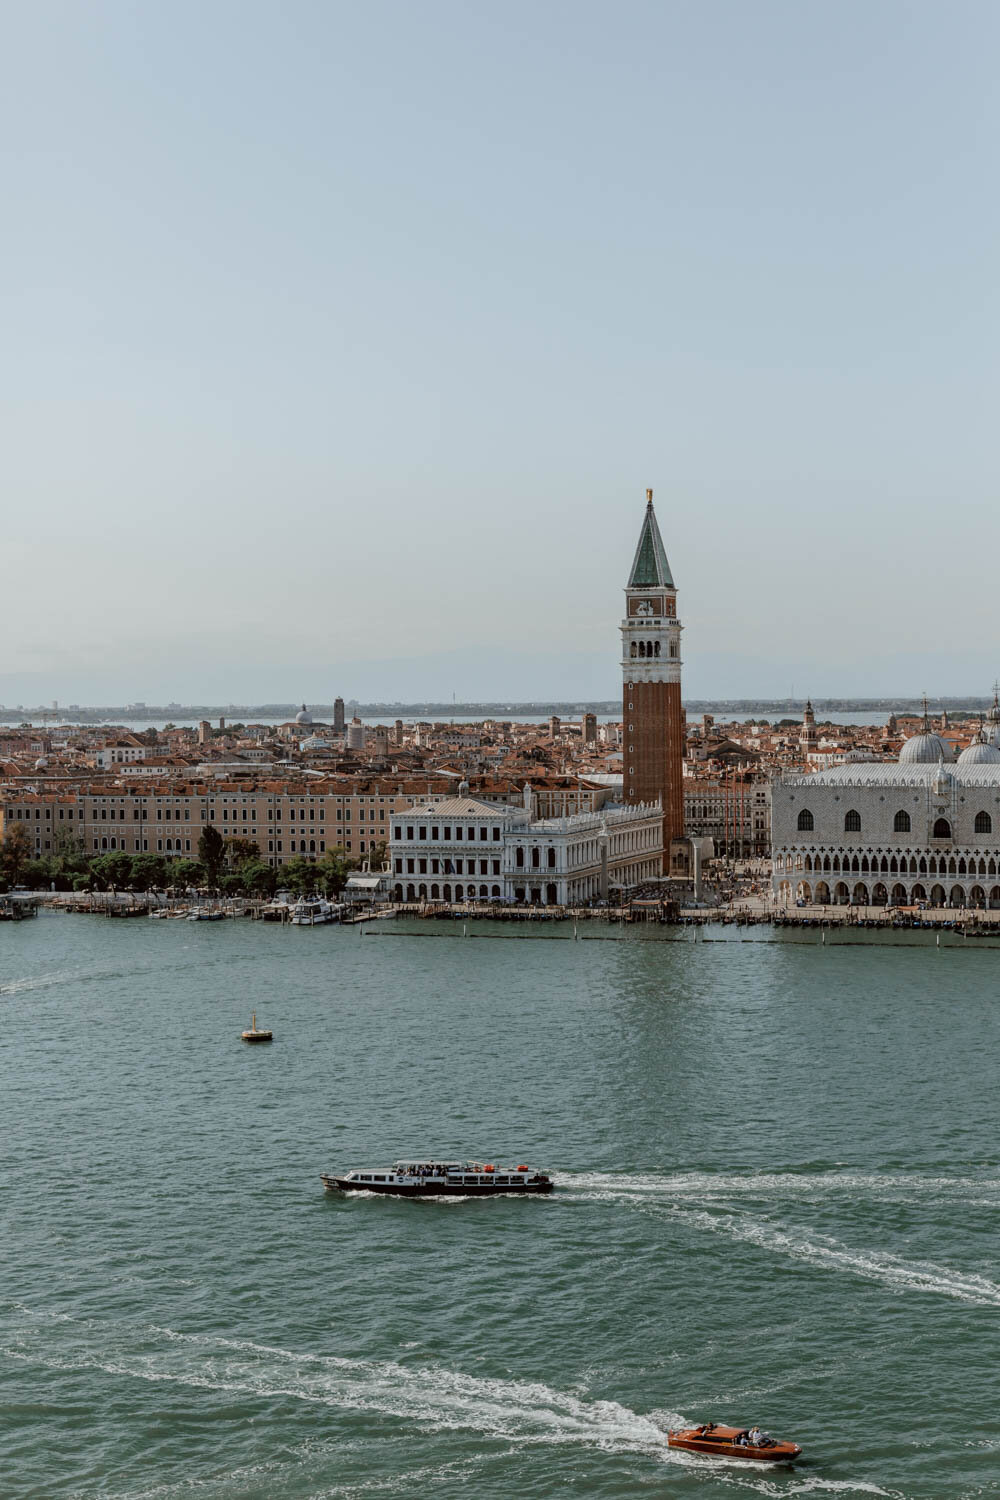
[621,489,684,868]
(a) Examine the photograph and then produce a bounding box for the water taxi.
[667,1424,801,1463]
[321,1159,554,1196]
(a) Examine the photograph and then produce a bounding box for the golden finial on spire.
[646,487,653,505]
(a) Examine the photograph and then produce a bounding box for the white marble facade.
[772,760,1000,908]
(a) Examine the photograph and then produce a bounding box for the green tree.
[168,858,203,890]
[277,856,315,896]
[197,824,225,886]
[313,850,357,897]
[226,836,260,866]
[239,861,276,896]
[129,854,167,891]
[0,824,33,889]
[49,829,89,889]
[91,850,134,890]
[22,857,53,889]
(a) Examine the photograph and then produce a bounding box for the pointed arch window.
[975,810,992,834]
[933,817,952,839]
[844,809,861,833]
[796,809,814,831]
[893,810,911,833]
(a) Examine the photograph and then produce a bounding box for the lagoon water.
[2,914,999,1498]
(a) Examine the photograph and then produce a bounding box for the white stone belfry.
[620,490,682,685]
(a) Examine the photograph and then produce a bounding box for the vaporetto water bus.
[321,1159,554,1196]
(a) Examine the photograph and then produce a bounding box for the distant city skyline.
[6,4,999,703]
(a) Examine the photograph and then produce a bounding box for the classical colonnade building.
[772,720,1000,907]
[390,793,663,906]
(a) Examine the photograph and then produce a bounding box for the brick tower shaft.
[621,490,685,869]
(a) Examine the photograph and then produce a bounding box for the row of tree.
[0,822,384,898]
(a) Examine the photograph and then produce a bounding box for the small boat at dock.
[290,897,338,925]
[667,1423,801,1462]
[241,1012,273,1043]
[321,1158,554,1196]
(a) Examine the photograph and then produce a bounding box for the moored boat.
[321,1158,554,1196]
[667,1423,801,1462]
[241,1011,273,1043]
[290,897,338,925]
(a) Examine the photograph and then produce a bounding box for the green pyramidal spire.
[627,489,675,589]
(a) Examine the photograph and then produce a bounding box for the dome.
[958,733,1000,765]
[294,703,313,726]
[898,732,952,764]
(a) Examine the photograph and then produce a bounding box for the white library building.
[772,710,1000,909]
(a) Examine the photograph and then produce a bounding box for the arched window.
[531,847,540,868]
[844,809,861,833]
[797,808,814,831]
[975,810,992,834]
[654,640,661,657]
[893,810,911,833]
[638,641,646,658]
[630,642,637,658]
[547,847,556,868]
[515,847,524,868]
[933,818,952,839]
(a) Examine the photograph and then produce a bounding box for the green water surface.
[2,913,998,1498]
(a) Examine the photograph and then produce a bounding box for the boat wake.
[561,1168,1000,1206]
[0,1308,900,1495]
[561,1172,1000,1307]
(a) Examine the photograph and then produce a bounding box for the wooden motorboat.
[667,1423,801,1462]
[241,1012,273,1043]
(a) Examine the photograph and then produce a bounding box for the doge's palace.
[772,707,1000,908]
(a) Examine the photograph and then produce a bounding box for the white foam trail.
[562,1169,1000,1204]
[3,1313,682,1458]
[4,1311,906,1497]
[0,968,85,997]
[665,1205,1000,1307]
[559,1172,1000,1307]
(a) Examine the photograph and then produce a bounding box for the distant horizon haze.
[5,4,999,701]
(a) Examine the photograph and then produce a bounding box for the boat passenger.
[748,1427,763,1447]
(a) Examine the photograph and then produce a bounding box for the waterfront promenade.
[33,887,1000,937]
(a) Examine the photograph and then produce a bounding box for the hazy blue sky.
[3,1,999,705]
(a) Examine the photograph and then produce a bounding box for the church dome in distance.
[898,731,953,764]
[295,703,313,726]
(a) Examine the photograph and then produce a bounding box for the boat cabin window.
[372,1175,386,1182]
[359,1174,372,1181]
[495,1176,509,1184]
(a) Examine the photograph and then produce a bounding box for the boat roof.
[392,1158,465,1166]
